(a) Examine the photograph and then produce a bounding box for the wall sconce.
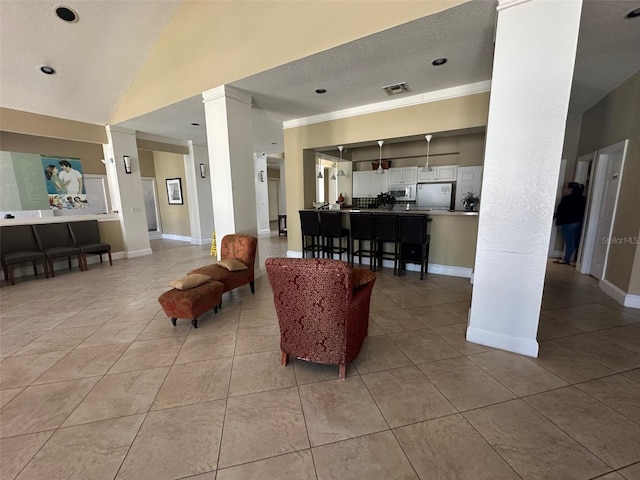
[259,170,265,182]
[123,155,131,174]
[200,163,206,178]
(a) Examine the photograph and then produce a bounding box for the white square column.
[467,0,583,357]
[184,141,214,245]
[202,85,257,255]
[103,126,152,258]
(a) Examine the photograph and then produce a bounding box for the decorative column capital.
[202,85,252,106]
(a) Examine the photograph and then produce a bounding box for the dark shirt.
[555,193,586,225]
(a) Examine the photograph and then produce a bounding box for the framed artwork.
[166,178,183,205]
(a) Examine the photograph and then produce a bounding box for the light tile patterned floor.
[1,231,640,479]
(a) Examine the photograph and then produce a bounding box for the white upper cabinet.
[455,166,483,210]
[417,165,458,183]
[353,171,389,198]
[388,166,418,184]
[369,171,389,196]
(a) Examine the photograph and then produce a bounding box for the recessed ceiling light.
[191,122,200,126]
[40,66,56,75]
[271,142,277,145]
[432,57,447,66]
[55,6,78,22]
[625,7,640,18]
[315,88,327,94]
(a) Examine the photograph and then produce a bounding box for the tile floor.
[1,231,640,480]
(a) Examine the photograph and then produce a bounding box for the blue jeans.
[560,223,582,263]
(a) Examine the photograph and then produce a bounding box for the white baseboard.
[600,278,640,309]
[466,325,539,357]
[162,234,191,242]
[625,294,640,309]
[287,250,303,258]
[258,229,271,235]
[190,237,212,246]
[148,231,163,240]
[126,248,153,258]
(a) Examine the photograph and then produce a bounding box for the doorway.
[577,140,627,279]
[141,178,162,239]
[268,178,279,223]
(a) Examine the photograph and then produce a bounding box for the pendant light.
[330,164,337,180]
[422,134,433,172]
[317,169,323,179]
[337,146,345,177]
[376,140,385,175]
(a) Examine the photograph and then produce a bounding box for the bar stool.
[319,211,350,260]
[349,212,375,270]
[398,214,431,280]
[299,210,322,258]
[373,213,400,275]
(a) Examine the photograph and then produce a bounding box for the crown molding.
[106,125,137,136]
[283,80,491,130]
[202,85,252,106]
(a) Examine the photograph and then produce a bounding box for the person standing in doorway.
[554,182,586,265]
[59,160,83,195]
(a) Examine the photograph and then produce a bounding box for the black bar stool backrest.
[399,215,429,244]
[0,225,40,254]
[374,214,399,242]
[349,213,374,240]
[319,211,344,237]
[299,210,321,236]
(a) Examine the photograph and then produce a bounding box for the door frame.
[576,140,628,278]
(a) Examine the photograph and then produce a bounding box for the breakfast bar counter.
[301,208,479,275]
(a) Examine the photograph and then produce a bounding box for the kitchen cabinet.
[417,165,458,183]
[455,166,483,210]
[388,166,418,185]
[353,171,388,198]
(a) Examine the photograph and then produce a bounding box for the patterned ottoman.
[158,280,224,328]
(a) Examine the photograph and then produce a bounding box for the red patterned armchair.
[265,258,376,379]
[189,234,258,293]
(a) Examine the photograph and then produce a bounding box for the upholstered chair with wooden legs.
[265,257,376,380]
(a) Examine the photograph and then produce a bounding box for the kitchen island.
[301,208,479,277]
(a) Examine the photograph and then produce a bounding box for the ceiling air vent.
[382,82,409,96]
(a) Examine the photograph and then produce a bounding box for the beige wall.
[138,149,156,178]
[578,71,640,294]
[137,139,189,155]
[0,108,107,144]
[285,92,490,252]
[153,151,190,237]
[0,131,106,175]
[111,1,466,123]
[98,220,124,253]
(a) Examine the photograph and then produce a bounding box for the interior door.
[589,150,623,279]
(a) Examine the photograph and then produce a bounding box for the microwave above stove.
[388,184,416,201]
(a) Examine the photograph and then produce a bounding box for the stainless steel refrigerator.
[416,183,455,210]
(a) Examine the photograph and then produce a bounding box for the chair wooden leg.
[48,260,55,277]
[107,250,113,266]
[339,364,346,380]
[250,281,255,294]
[281,351,289,366]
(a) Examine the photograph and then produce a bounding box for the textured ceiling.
[1,1,638,155]
[0,0,180,125]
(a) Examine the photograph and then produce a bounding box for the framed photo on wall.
[166,178,183,205]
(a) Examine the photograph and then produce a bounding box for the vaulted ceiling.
[1,1,639,156]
